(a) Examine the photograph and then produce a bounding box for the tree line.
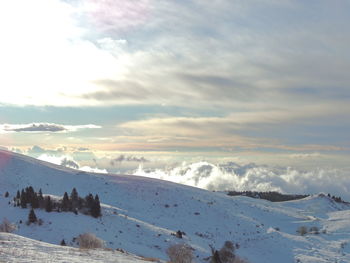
[13,186,101,218]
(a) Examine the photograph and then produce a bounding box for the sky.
[0,0,349,175]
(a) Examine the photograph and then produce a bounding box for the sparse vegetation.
[27,208,38,224]
[297,226,320,236]
[77,233,105,249]
[227,191,309,202]
[171,230,186,239]
[60,239,66,246]
[166,243,194,263]
[309,226,319,235]
[0,218,17,233]
[209,241,248,263]
[296,226,308,236]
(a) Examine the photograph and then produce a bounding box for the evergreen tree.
[20,190,27,208]
[70,188,78,201]
[60,239,66,246]
[70,188,79,209]
[45,196,53,212]
[38,189,43,200]
[4,191,9,197]
[31,193,39,209]
[28,208,37,224]
[38,189,44,208]
[26,186,35,205]
[16,190,20,199]
[62,192,70,211]
[85,193,94,210]
[91,194,101,218]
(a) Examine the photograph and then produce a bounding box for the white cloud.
[37,153,107,173]
[79,166,108,174]
[133,161,350,200]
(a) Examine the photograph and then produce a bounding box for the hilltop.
[1,149,350,262]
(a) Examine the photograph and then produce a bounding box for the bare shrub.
[77,233,105,249]
[210,241,249,263]
[297,226,308,236]
[219,241,235,263]
[166,243,194,263]
[0,218,17,233]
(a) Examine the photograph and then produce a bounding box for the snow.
[1,149,350,263]
[0,233,153,263]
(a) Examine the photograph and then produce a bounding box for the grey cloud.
[110,155,150,166]
[77,147,90,151]
[0,123,101,133]
[27,145,64,157]
[9,123,66,132]
[84,80,154,101]
[75,0,350,113]
[61,158,80,169]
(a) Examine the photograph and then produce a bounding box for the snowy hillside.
[1,149,350,263]
[0,232,152,263]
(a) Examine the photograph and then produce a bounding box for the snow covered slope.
[1,149,350,263]
[0,232,153,263]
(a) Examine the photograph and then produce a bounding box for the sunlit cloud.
[133,161,350,199]
[79,0,152,33]
[0,0,349,172]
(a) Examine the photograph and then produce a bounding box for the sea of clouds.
[35,151,350,200]
[132,161,350,200]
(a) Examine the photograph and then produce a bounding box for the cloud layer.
[133,161,350,200]
[1,0,349,111]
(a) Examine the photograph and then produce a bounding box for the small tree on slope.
[28,208,37,224]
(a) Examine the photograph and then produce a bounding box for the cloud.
[79,166,108,174]
[110,154,149,166]
[80,0,151,33]
[133,161,350,200]
[7,123,66,132]
[289,153,322,159]
[116,112,349,152]
[77,147,90,151]
[37,153,106,173]
[61,158,80,169]
[1,0,349,112]
[0,123,101,133]
[27,146,73,158]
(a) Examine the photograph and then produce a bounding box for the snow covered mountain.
[1,149,350,263]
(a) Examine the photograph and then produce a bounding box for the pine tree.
[4,191,9,197]
[85,193,94,209]
[70,188,78,201]
[70,188,79,209]
[38,189,44,208]
[38,189,43,199]
[60,239,66,246]
[45,196,53,212]
[16,190,20,199]
[91,194,101,218]
[28,208,37,224]
[20,190,27,208]
[62,192,70,211]
[31,193,39,209]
